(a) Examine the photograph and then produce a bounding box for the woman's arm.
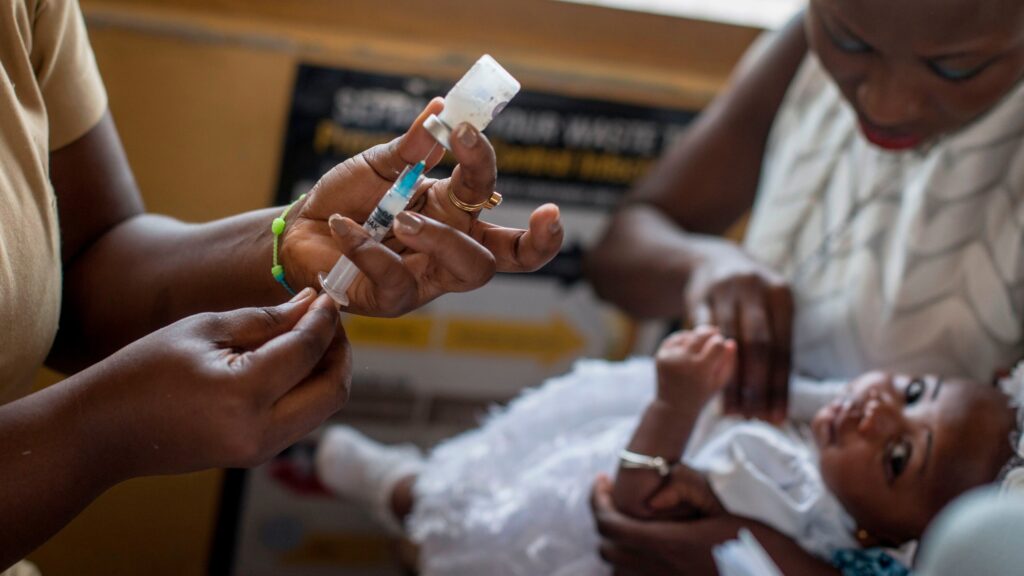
[48,103,562,369]
[2,293,349,569]
[47,113,285,365]
[585,16,807,423]
[586,16,807,318]
[0,373,122,570]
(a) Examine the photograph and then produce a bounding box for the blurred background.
[29,1,801,574]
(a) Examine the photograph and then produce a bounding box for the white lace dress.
[407,359,856,576]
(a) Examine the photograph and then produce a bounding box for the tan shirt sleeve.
[1,560,41,576]
[30,0,107,150]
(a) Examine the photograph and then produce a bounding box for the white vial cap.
[425,54,521,149]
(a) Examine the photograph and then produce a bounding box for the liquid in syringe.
[319,161,426,306]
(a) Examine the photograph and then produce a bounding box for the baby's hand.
[655,326,737,410]
[646,464,725,519]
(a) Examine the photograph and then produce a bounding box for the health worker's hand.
[685,245,793,423]
[83,289,350,477]
[281,98,564,317]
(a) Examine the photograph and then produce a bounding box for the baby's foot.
[315,426,425,534]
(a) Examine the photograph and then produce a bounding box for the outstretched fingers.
[391,211,497,292]
[472,203,564,272]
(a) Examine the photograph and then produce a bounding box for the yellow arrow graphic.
[343,314,433,350]
[443,315,585,364]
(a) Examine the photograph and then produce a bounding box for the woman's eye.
[834,35,871,54]
[886,440,913,481]
[927,60,989,82]
[904,378,926,405]
[824,21,872,54]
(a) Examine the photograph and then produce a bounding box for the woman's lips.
[859,120,924,150]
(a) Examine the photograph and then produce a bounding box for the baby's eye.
[885,439,913,482]
[904,378,926,405]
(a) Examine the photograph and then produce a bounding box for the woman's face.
[807,0,1024,150]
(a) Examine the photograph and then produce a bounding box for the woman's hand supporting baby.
[610,326,734,519]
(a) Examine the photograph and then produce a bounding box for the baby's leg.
[390,474,418,523]
[316,426,425,534]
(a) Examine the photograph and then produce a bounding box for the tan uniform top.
[0,0,106,405]
[0,1,106,573]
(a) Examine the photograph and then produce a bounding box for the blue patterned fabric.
[832,548,910,576]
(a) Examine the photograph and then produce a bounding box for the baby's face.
[812,372,1013,543]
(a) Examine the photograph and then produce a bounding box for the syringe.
[320,160,427,306]
[320,54,520,306]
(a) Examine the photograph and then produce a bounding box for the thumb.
[647,485,684,511]
[213,287,318,350]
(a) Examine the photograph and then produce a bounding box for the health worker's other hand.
[281,97,564,317]
[685,245,793,423]
[85,289,350,477]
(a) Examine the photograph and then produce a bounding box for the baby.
[316,327,1017,575]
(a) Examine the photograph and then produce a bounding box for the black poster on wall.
[274,64,696,210]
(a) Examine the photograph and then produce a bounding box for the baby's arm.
[612,327,735,518]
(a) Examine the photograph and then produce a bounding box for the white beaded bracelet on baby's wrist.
[618,449,673,477]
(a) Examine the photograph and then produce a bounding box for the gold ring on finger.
[448,187,502,213]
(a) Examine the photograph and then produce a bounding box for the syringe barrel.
[320,162,425,306]
[320,254,360,306]
[319,203,395,306]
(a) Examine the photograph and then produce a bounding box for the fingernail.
[288,287,314,303]
[395,211,424,235]
[455,123,479,148]
[329,214,348,237]
[311,292,335,310]
[548,219,562,235]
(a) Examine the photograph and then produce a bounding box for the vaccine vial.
[424,54,520,150]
